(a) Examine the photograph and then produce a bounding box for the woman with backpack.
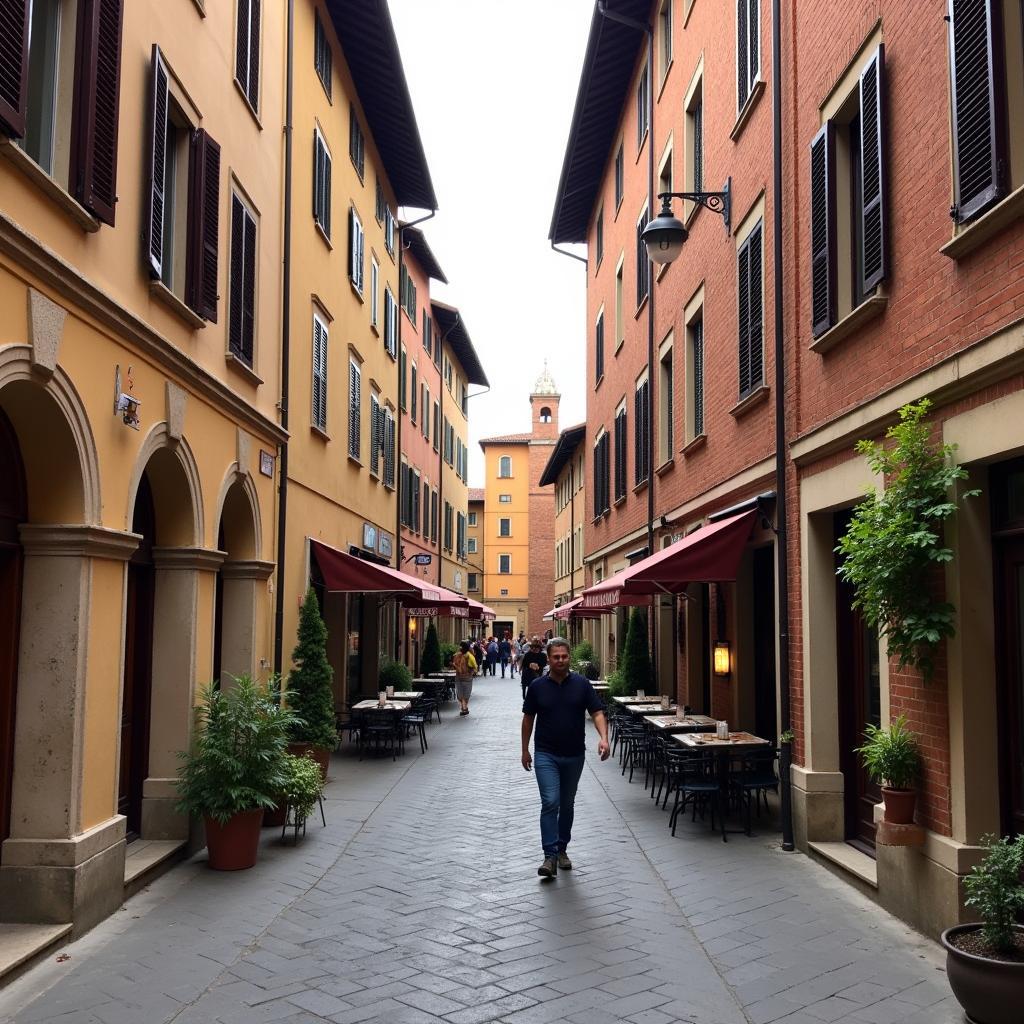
[453,640,477,716]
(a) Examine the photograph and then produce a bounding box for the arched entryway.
[0,407,27,844]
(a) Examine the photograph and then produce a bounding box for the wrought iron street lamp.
[640,178,732,265]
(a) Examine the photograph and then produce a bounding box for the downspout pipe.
[273,0,295,677]
[772,0,795,852]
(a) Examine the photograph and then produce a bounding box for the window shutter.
[146,45,169,278]
[0,0,29,138]
[188,130,221,322]
[747,0,758,91]
[694,100,703,193]
[247,0,260,108]
[242,199,255,360]
[69,0,124,225]
[236,0,250,95]
[747,226,763,392]
[693,319,705,437]
[738,239,751,395]
[948,0,1006,223]
[737,0,749,109]
[321,146,331,238]
[229,196,244,356]
[595,314,604,382]
[634,391,642,485]
[348,363,360,459]
[860,45,887,294]
[810,122,836,338]
[593,445,601,518]
[348,207,355,282]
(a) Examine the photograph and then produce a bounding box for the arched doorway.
[0,407,27,844]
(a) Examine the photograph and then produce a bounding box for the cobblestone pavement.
[0,677,960,1024]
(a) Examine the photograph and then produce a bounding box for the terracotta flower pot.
[203,808,264,870]
[942,924,1024,1024]
[262,802,287,828]
[881,786,916,824]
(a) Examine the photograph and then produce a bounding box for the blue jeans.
[534,751,585,858]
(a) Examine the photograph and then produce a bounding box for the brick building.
[552,0,1024,938]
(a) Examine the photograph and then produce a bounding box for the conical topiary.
[619,608,654,695]
[286,589,338,750]
[420,621,442,674]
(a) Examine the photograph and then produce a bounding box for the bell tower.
[530,361,560,440]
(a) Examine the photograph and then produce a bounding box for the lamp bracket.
[657,177,731,234]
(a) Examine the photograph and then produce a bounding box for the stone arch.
[213,466,262,561]
[0,345,99,524]
[126,424,203,547]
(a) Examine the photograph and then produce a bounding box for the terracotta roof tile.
[478,432,532,445]
[468,488,485,502]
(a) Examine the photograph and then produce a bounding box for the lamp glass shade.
[642,210,687,265]
[713,641,730,676]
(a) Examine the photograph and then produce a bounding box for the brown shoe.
[557,853,573,871]
[537,857,558,877]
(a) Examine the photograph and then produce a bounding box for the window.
[659,0,673,79]
[384,287,398,357]
[399,346,406,409]
[399,263,417,320]
[383,409,396,487]
[498,455,512,478]
[348,103,364,179]
[370,392,381,477]
[311,311,328,431]
[468,511,478,526]
[810,45,887,337]
[499,494,512,503]
[430,490,438,542]
[348,207,364,293]
[2,0,123,225]
[468,572,479,591]
[614,406,627,502]
[595,310,605,384]
[614,142,624,209]
[412,470,421,532]
[432,401,440,452]
[658,342,673,464]
[499,554,511,574]
[636,206,650,307]
[410,363,418,424]
[615,257,625,348]
[145,49,220,318]
[593,432,611,517]
[422,384,429,439]
[374,177,385,223]
[423,311,432,355]
[384,206,396,256]
[468,537,478,554]
[499,518,511,537]
[348,358,361,460]
[595,208,604,267]
[313,128,331,239]
[737,0,760,113]
[686,306,705,440]
[461,383,469,416]
[444,502,454,551]
[684,64,704,220]
[737,221,764,397]
[658,143,673,203]
[634,376,650,485]
[314,11,332,98]
[370,256,379,328]
[229,193,257,366]
[540,406,552,423]
[235,0,260,112]
[457,513,467,560]
[636,62,649,150]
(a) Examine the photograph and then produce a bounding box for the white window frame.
[498,554,511,574]
[311,310,328,432]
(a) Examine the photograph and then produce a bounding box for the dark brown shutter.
[146,45,169,279]
[229,196,244,356]
[0,0,30,138]
[747,0,758,90]
[235,0,250,94]
[738,240,750,394]
[737,0,748,109]
[860,45,886,294]
[810,122,836,338]
[948,0,1006,223]
[747,225,763,390]
[71,0,124,225]
[242,201,255,361]
[188,129,220,321]
[247,0,260,108]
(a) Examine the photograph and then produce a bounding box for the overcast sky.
[389,0,593,487]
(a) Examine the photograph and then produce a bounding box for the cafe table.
[623,702,680,716]
[352,699,412,711]
[646,714,716,733]
[610,694,663,705]
[671,731,772,840]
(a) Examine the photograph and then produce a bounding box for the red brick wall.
[528,436,557,637]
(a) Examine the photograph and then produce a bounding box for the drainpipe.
[772,0,795,853]
[273,0,295,677]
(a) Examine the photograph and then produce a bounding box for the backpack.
[453,652,469,679]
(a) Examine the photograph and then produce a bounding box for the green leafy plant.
[855,715,921,790]
[420,622,442,674]
[379,658,412,692]
[570,640,596,669]
[577,660,602,681]
[780,729,795,744]
[618,609,653,695]
[963,834,1024,953]
[836,399,979,681]
[176,675,298,824]
[605,667,626,697]
[280,753,324,823]
[286,589,338,750]
[440,642,458,668]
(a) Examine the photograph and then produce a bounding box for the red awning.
[580,510,757,609]
[403,583,471,617]
[311,540,442,602]
[467,599,495,620]
[553,595,605,620]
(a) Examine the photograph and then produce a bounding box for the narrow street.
[1,680,958,1024]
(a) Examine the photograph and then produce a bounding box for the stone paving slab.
[0,677,959,1024]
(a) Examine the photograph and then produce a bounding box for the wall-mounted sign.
[453,571,463,591]
[413,553,432,566]
[259,450,275,477]
[378,532,393,558]
[362,523,377,551]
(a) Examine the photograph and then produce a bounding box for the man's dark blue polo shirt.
[522,672,605,757]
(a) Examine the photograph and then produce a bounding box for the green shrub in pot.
[420,622,442,674]
[855,715,921,824]
[280,753,324,824]
[379,658,412,692]
[286,589,338,752]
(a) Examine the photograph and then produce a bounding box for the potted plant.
[379,658,412,694]
[942,834,1024,1024]
[420,622,442,675]
[279,752,324,842]
[570,640,596,669]
[176,675,296,870]
[440,642,458,668]
[855,714,922,823]
[619,608,653,695]
[285,589,338,780]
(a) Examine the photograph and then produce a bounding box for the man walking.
[521,638,609,878]
[519,636,546,700]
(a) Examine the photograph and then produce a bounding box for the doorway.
[121,474,156,840]
[0,408,25,843]
[834,510,882,851]
[752,546,778,740]
[993,458,1024,838]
